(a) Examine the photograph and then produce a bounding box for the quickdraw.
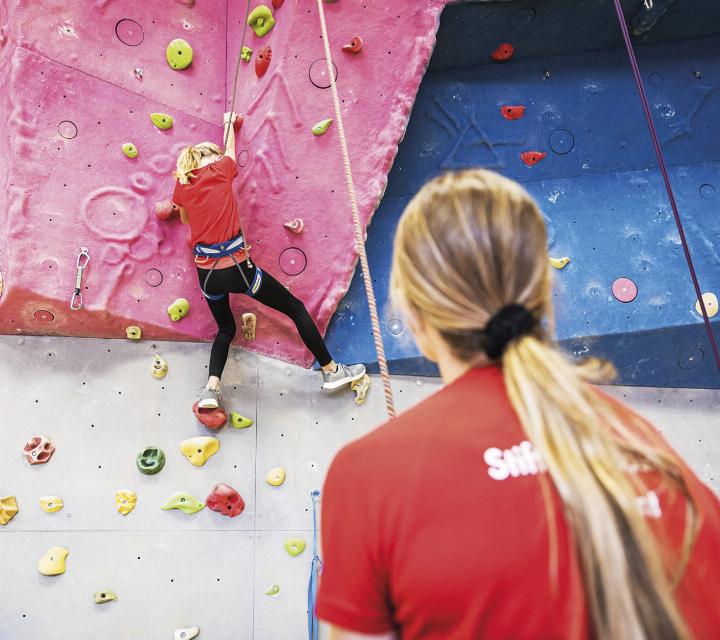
[70,247,90,310]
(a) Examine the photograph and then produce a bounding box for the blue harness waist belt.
[194,233,262,301]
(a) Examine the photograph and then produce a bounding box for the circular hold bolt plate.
[699,183,716,199]
[612,277,638,303]
[41,259,59,271]
[238,150,249,167]
[115,19,144,46]
[279,248,307,276]
[34,310,55,323]
[549,129,575,155]
[309,59,338,89]
[58,121,78,139]
[144,268,163,287]
[509,7,537,29]
[649,73,664,87]
[387,317,404,336]
[678,346,704,370]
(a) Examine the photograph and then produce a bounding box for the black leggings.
[198,260,333,378]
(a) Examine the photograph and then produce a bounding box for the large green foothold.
[284,538,306,557]
[162,491,205,515]
[122,142,138,158]
[230,411,254,429]
[312,118,333,136]
[166,38,193,70]
[265,584,280,596]
[247,5,276,38]
[150,113,174,130]
[241,46,253,63]
[136,447,166,475]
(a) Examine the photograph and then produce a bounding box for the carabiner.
[70,290,83,311]
[76,247,90,270]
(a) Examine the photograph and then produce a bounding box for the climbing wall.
[325,0,720,388]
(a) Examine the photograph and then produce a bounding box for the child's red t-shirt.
[317,366,720,639]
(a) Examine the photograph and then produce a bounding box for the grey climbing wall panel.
[0,335,717,639]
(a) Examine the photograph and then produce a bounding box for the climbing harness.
[315,0,396,418]
[70,247,90,310]
[612,0,720,372]
[194,233,261,301]
[307,489,322,640]
[224,0,253,154]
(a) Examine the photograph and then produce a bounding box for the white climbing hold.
[174,627,199,640]
[695,292,718,318]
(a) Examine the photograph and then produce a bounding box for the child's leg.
[204,293,236,388]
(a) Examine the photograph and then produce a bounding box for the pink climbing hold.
[192,402,228,430]
[342,36,364,54]
[612,277,638,303]
[283,219,304,234]
[155,199,179,220]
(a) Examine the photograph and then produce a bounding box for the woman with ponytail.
[317,169,720,639]
[172,113,366,409]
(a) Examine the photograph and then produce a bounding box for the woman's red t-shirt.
[317,366,720,639]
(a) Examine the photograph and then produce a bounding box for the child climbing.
[172,112,366,409]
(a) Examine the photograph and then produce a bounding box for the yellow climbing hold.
[312,118,333,136]
[549,256,570,270]
[39,496,64,513]
[125,325,142,340]
[230,411,254,429]
[94,590,118,604]
[151,354,168,379]
[122,142,138,158]
[180,436,220,467]
[265,584,280,596]
[284,538,306,557]
[150,113,174,130]
[0,496,18,525]
[166,38,193,70]
[162,491,205,515]
[265,467,286,487]
[247,5,276,38]
[38,546,69,576]
[695,292,718,318]
[115,490,137,516]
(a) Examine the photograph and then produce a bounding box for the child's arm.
[223,112,242,161]
[178,206,189,224]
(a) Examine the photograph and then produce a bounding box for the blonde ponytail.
[391,169,698,640]
[174,142,222,184]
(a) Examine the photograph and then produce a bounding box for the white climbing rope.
[315,0,396,419]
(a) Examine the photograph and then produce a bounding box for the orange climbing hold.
[501,105,525,120]
[520,151,547,167]
[342,36,363,54]
[491,43,514,61]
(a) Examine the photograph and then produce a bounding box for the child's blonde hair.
[174,142,222,184]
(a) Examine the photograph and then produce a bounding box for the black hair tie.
[484,304,537,360]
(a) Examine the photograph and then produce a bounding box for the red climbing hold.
[272,0,284,7]
[491,43,514,61]
[207,483,245,518]
[255,46,272,78]
[192,402,228,430]
[501,105,525,120]
[520,151,547,167]
[342,36,364,54]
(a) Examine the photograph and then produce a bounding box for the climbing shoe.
[198,387,222,410]
[322,363,366,390]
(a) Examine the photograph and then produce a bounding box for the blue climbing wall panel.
[324,0,720,388]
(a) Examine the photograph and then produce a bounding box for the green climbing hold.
[241,46,253,63]
[162,491,205,515]
[230,412,254,429]
[136,447,166,475]
[284,538,306,557]
[265,584,280,596]
[150,113,174,130]
[167,298,190,321]
[121,143,138,158]
[166,38,193,70]
[247,5,276,38]
[312,118,333,136]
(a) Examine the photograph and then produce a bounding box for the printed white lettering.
[484,447,509,481]
[484,441,547,481]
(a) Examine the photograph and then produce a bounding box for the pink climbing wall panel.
[0,0,446,366]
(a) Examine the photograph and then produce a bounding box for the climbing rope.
[223,0,253,153]
[612,0,720,372]
[315,0,397,418]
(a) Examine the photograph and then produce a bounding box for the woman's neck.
[435,346,488,385]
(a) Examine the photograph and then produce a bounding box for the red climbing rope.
[612,0,720,373]
[315,0,396,419]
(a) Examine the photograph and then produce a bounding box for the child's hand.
[224,111,242,125]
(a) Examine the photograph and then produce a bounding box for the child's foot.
[322,363,366,390]
[198,387,222,409]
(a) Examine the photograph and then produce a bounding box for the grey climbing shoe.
[322,363,366,390]
[198,387,222,409]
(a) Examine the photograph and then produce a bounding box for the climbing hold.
[612,277,638,303]
[272,0,284,7]
[241,313,256,341]
[94,590,117,604]
[192,402,228,430]
[265,584,280,595]
[122,142,138,158]
[241,46,253,63]
[134,67,143,79]
[115,490,137,515]
[491,43,514,61]
[155,200,179,220]
[206,483,245,518]
[0,496,18,525]
[166,38,193,70]
[351,374,371,405]
[312,118,333,136]
[180,436,220,466]
[150,113,174,130]
[38,546,69,576]
[162,491,205,515]
[284,538,306,557]
[255,46,272,78]
[167,298,190,321]
[500,105,525,120]
[283,218,304,234]
[151,354,168,379]
[23,435,55,465]
[136,447,166,475]
[125,325,142,340]
[230,411,254,429]
[39,496,64,513]
[342,36,363,54]
[174,627,200,640]
[549,256,570,270]
[265,467,286,486]
[695,293,718,318]
[520,151,547,167]
[247,5,276,38]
